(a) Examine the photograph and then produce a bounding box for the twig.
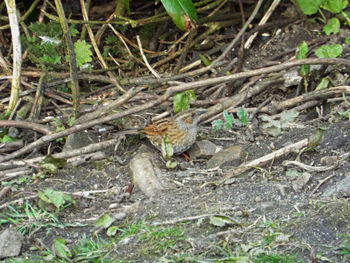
[244,0,281,49]
[223,139,309,182]
[2,59,350,162]
[136,35,160,78]
[211,0,263,67]
[152,213,240,226]
[0,120,52,135]
[309,173,337,196]
[282,160,338,172]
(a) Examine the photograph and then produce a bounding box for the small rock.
[292,172,311,192]
[63,131,99,151]
[188,140,221,159]
[322,175,350,197]
[0,229,24,259]
[320,156,338,166]
[129,145,165,197]
[206,145,244,168]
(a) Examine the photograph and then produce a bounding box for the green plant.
[253,253,302,263]
[173,90,196,113]
[161,0,198,31]
[0,202,65,235]
[212,108,249,131]
[22,22,92,69]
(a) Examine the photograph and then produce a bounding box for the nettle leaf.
[161,0,198,31]
[315,44,343,58]
[296,0,326,15]
[322,0,347,14]
[237,107,249,125]
[323,17,340,35]
[74,40,92,67]
[212,119,223,131]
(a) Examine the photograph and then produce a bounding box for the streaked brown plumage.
[143,110,202,156]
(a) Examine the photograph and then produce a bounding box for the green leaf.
[286,168,302,177]
[323,17,340,35]
[107,226,119,236]
[315,44,343,58]
[212,119,223,130]
[223,110,234,130]
[209,215,239,227]
[296,0,326,15]
[280,110,299,128]
[322,0,347,13]
[296,41,310,77]
[161,134,174,158]
[346,36,350,44]
[237,107,249,125]
[2,134,16,143]
[38,188,73,209]
[338,108,350,118]
[296,41,308,59]
[198,54,211,66]
[161,0,198,31]
[315,77,329,90]
[95,214,116,228]
[173,92,190,113]
[53,238,71,259]
[74,40,92,67]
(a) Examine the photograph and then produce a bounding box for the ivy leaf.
[161,0,198,31]
[315,44,342,58]
[323,17,340,35]
[74,40,92,67]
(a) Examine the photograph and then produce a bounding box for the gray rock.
[292,172,311,192]
[322,175,350,197]
[63,131,99,151]
[188,140,221,159]
[129,145,166,197]
[206,145,244,168]
[0,229,23,259]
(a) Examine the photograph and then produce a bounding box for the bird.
[142,109,204,157]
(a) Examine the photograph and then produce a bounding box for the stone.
[322,175,350,197]
[206,145,244,168]
[0,229,23,259]
[63,131,99,151]
[292,172,311,192]
[188,140,221,159]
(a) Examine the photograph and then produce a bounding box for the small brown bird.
[142,109,203,157]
